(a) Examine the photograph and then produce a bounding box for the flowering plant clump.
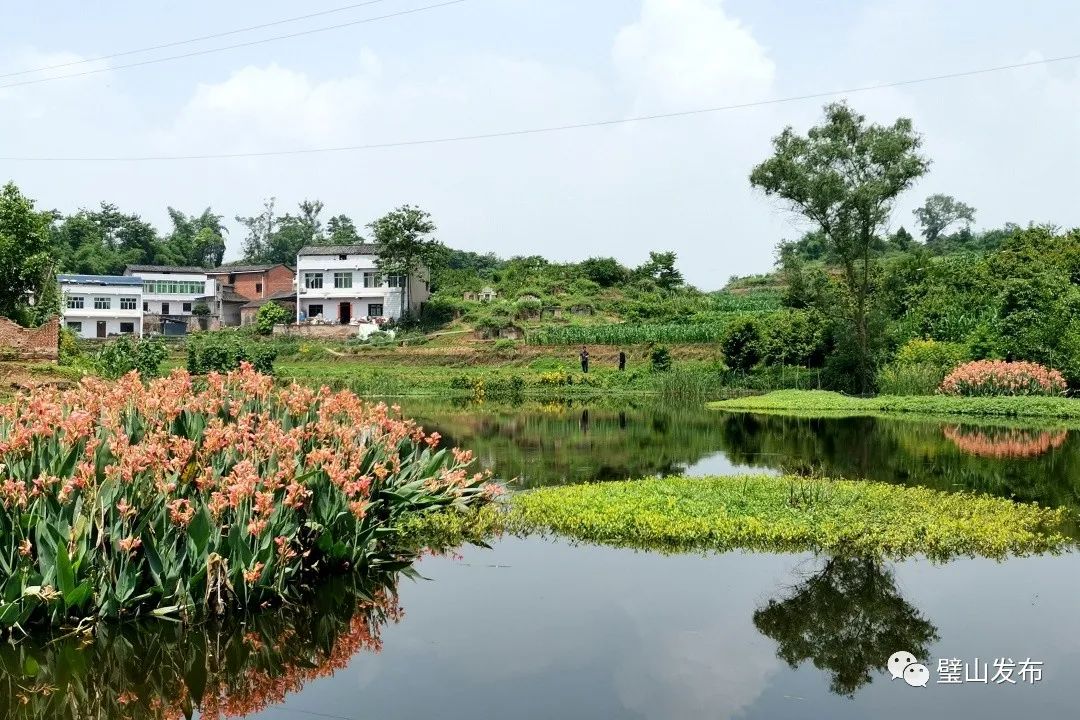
[938,360,1066,397]
[943,426,1068,459]
[0,363,502,630]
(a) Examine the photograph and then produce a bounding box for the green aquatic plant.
[504,475,1072,560]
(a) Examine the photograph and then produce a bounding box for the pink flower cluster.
[938,360,1066,397]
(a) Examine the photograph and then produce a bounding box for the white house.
[58,274,144,339]
[124,265,216,319]
[295,244,430,324]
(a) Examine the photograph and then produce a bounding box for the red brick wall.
[0,316,59,362]
[212,266,295,301]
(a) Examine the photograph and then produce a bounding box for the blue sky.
[2,0,1078,288]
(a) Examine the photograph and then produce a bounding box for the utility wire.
[0,0,467,90]
[3,50,1078,162]
[0,0,398,79]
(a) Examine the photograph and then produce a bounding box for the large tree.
[164,207,226,267]
[913,193,976,245]
[53,203,161,275]
[635,251,684,292]
[239,199,327,265]
[368,205,441,318]
[0,182,56,324]
[750,102,929,392]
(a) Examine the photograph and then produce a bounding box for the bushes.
[940,360,1066,397]
[255,301,291,335]
[650,345,672,372]
[720,318,762,371]
[187,332,277,374]
[94,336,168,379]
[878,339,969,395]
[0,365,501,629]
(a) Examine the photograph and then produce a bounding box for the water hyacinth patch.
[939,360,1066,397]
[0,364,502,630]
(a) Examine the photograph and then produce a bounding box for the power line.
[0,0,467,90]
[3,50,1078,162]
[0,0,398,80]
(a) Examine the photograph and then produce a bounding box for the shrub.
[191,302,212,317]
[58,326,82,366]
[879,338,970,395]
[94,336,168,379]
[492,338,518,356]
[939,360,1066,397]
[255,301,291,335]
[537,371,572,386]
[0,365,501,629]
[894,338,968,367]
[721,318,762,371]
[187,333,276,374]
[650,345,672,372]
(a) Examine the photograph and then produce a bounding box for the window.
[304,273,323,289]
[182,302,192,313]
[333,272,353,289]
[120,322,135,334]
[143,301,149,312]
[162,302,170,314]
[142,280,205,294]
[66,321,82,333]
[387,275,405,288]
[362,272,383,288]
[338,254,348,260]
[94,297,111,310]
[255,282,263,294]
[367,303,384,317]
[120,297,137,310]
[66,296,84,309]
[228,274,236,284]
[307,304,324,318]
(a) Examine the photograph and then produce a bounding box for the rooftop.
[58,274,144,287]
[206,264,294,274]
[125,265,208,275]
[297,244,380,257]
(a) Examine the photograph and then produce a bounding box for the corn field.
[528,322,728,345]
[708,291,782,313]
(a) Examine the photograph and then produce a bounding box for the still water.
[4,399,1079,719]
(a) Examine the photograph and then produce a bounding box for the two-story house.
[124,265,216,322]
[206,264,297,327]
[58,274,144,339]
[295,245,430,324]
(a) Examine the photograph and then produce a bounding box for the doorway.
[339,302,352,325]
[96,321,107,338]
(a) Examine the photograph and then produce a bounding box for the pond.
[5,398,1079,718]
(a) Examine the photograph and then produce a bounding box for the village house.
[58,274,144,339]
[206,264,297,327]
[295,244,430,324]
[124,265,215,329]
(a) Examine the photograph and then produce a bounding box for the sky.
[1,0,1078,290]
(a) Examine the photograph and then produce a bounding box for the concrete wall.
[0,317,59,362]
[272,323,358,339]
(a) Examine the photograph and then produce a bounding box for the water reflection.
[391,399,1080,511]
[753,556,938,696]
[0,574,401,720]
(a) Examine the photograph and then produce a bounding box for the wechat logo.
[888,650,930,687]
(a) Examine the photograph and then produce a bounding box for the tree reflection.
[753,556,938,696]
[0,572,403,720]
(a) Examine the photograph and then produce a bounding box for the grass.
[503,475,1073,559]
[709,389,1080,423]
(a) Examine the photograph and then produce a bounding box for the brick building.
[206,265,295,303]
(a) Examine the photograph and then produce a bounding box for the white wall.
[134,272,215,316]
[295,253,428,322]
[61,282,143,338]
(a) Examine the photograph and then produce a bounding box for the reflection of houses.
[295,244,430,324]
[59,274,143,339]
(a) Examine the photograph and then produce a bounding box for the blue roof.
[58,274,144,287]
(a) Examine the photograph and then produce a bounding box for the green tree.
[913,193,976,245]
[0,182,56,324]
[580,257,630,287]
[236,198,277,263]
[326,214,362,244]
[635,251,684,292]
[256,300,291,335]
[368,205,441,318]
[164,207,226,267]
[750,102,929,392]
[53,203,161,275]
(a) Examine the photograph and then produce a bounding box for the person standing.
[618,350,626,371]
[580,345,590,373]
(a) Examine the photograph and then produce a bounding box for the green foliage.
[711,389,1080,420]
[187,332,277,374]
[191,301,211,317]
[579,256,630,287]
[492,338,518,355]
[721,317,762,371]
[650,345,672,372]
[93,336,168,379]
[914,193,976,245]
[507,475,1068,559]
[877,339,969,395]
[58,327,82,366]
[751,102,930,393]
[0,182,56,323]
[369,204,442,318]
[255,300,291,335]
[528,321,730,345]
